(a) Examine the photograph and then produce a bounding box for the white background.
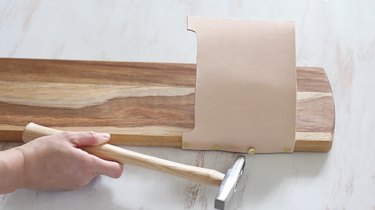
[1,0,375,209]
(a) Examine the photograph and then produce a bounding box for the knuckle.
[60,131,75,142]
[88,131,98,143]
[83,131,98,144]
[82,158,97,176]
[66,184,80,191]
[77,179,90,188]
[71,174,90,189]
[70,182,84,190]
[113,170,122,179]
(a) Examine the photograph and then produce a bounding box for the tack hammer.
[23,122,246,209]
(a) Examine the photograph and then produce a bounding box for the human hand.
[15,131,123,191]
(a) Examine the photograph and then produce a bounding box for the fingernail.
[98,133,111,141]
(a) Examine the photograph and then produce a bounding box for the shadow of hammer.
[23,122,246,210]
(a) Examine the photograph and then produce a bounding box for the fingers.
[91,155,123,178]
[60,131,124,179]
[62,131,111,147]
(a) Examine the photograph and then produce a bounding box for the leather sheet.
[182,16,296,153]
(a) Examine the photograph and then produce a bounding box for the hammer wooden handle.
[23,122,225,185]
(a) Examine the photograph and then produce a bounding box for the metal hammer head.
[215,155,246,209]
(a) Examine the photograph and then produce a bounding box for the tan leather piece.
[182,16,296,153]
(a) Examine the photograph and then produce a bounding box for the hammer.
[23,122,246,209]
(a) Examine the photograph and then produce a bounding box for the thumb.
[63,131,111,147]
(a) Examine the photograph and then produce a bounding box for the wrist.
[9,147,26,190]
[12,146,27,189]
[0,147,26,193]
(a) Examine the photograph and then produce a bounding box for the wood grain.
[0,58,334,152]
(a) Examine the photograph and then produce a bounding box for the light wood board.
[0,58,335,152]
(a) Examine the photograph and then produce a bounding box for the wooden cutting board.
[0,58,334,152]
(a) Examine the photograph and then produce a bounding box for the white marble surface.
[1,0,375,209]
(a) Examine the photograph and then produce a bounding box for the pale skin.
[0,131,123,194]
